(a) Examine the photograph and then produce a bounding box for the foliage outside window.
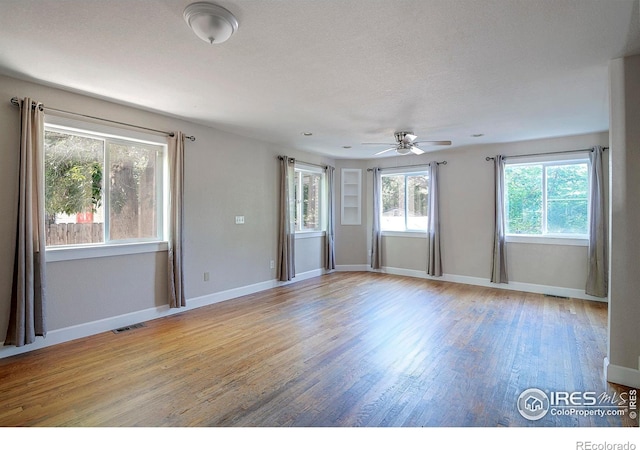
[294,168,324,232]
[44,125,165,247]
[504,160,589,237]
[381,171,428,232]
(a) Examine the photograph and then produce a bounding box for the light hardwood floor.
[0,272,636,427]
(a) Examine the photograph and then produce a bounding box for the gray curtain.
[167,132,186,308]
[586,146,608,297]
[371,168,382,269]
[491,155,508,283]
[5,97,47,347]
[277,156,295,281]
[427,161,442,276]
[325,165,336,271]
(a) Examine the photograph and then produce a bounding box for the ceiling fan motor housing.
[394,131,413,144]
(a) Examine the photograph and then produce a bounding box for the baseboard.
[605,357,640,389]
[0,265,606,360]
[335,264,370,272]
[379,266,608,302]
[0,268,326,360]
[0,304,174,360]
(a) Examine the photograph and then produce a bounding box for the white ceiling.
[0,0,638,159]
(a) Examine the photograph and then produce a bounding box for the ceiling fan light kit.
[362,131,452,156]
[183,2,238,44]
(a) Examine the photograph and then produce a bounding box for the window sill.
[506,235,588,247]
[295,231,326,239]
[46,241,169,262]
[381,231,427,239]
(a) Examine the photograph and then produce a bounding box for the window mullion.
[156,148,164,240]
[404,174,409,231]
[542,164,548,236]
[297,172,302,232]
[102,139,110,243]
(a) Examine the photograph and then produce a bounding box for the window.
[294,165,324,232]
[44,123,166,247]
[381,170,429,232]
[504,159,589,238]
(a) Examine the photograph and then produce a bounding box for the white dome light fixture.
[183,2,238,44]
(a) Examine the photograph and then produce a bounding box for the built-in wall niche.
[341,168,361,225]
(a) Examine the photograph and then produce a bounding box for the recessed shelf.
[341,168,361,225]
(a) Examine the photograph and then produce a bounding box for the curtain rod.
[485,147,608,161]
[366,161,447,172]
[10,97,196,141]
[277,155,329,170]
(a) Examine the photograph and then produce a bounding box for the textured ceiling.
[0,0,638,159]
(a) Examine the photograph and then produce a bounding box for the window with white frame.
[294,165,325,232]
[381,169,429,232]
[44,123,166,247]
[504,157,590,238]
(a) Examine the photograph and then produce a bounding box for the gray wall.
[0,74,331,336]
[608,55,640,380]
[2,71,633,384]
[336,131,609,292]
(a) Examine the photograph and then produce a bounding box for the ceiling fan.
[362,131,451,156]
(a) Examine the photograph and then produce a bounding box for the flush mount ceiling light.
[183,2,238,44]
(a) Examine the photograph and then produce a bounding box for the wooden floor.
[0,272,636,427]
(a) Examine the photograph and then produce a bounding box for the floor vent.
[112,322,146,334]
[545,294,569,299]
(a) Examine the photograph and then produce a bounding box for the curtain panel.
[167,132,186,308]
[371,168,382,270]
[5,97,47,347]
[427,161,442,276]
[277,156,296,281]
[325,165,336,271]
[585,146,608,297]
[491,155,508,284]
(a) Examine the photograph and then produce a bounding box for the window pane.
[547,199,588,234]
[44,130,105,246]
[546,163,588,234]
[381,175,405,231]
[302,172,321,230]
[504,164,543,234]
[108,141,159,240]
[406,175,428,230]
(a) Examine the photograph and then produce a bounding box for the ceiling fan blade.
[413,140,452,146]
[403,133,418,143]
[374,147,396,155]
[362,142,395,146]
[410,146,425,155]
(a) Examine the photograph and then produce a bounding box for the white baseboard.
[0,268,326,360]
[335,264,370,272]
[605,357,640,389]
[373,266,607,302]
[0,265,607,360]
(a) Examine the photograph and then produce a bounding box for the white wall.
[337,132,609,298]
[0,75,332,351]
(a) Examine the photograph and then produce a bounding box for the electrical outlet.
[235,215,245,224]
[204,272,210,282]
[270,260,274,269]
